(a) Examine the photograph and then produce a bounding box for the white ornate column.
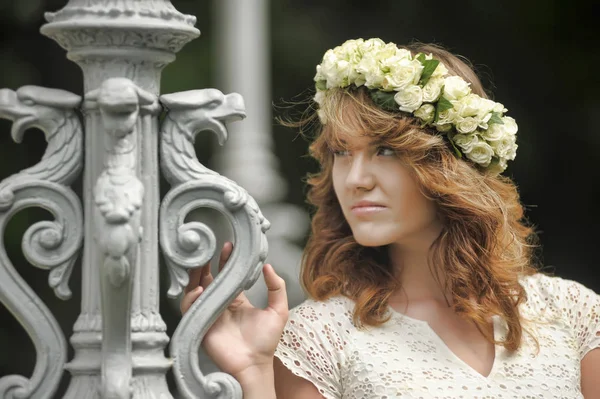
[38,2,199,398]
[0,1,273,398]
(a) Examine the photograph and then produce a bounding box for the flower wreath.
[313,38,518,174]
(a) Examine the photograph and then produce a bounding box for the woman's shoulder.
[519,272,600,359]
[288,295,356,327]
[519,272,597,298]
[519,272,600,321]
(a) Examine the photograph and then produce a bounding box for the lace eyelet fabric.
[274,273,600,398]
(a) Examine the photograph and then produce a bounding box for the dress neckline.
[387,306,503,380]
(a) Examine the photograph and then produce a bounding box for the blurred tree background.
[0,0,598,396]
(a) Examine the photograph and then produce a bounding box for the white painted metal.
[0,1,274,398]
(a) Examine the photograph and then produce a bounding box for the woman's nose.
[346,154,375,191]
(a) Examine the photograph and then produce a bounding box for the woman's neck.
[388,223,450,304]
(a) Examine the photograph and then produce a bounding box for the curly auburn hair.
[288,42,541,352]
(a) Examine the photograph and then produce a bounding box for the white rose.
[464,141,495,167]
[435,108,458,125]
[456,117,479,134]
[443,76,471,100]
[414,104,436,124]
[477,112,492,129]
[335,59,353,87]
[489,133,516,158]
[487,157,508,174]
[455,94,482,117]
[476,98,498,117]
[436,123,453,132]
[452,133,479,153]
[506,142,518,160]
[314,90,326,106]
[394,85,423,113]
[314,64,325,82]
[319,51,344,88]
[480,123,505,141]
[359,38,386,54]
[493,102,507,113]
[383,58,423,90]
[432,61,449,78]
[357,56,384,88]
[395,48,413,60]
[501,116,518,135]
[422,76,444,102]
[375,43,401,68]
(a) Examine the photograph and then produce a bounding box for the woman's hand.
[180,242,289,381]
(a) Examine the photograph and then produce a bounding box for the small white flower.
[432,61,449,78]
[394,48,413,60]
[464,141,495,167]
[314,90,326,106]
[493,102,508,113]
[443,76,471,100]
[480,123,505,141]
[455,94,482,117]
[476,98,498,117]
[357,56,384,88]
[456,117,479,134]
[359,38,386,54]
[436,108,459,125]
[487,157,508,174]
[422,76,444,102]
[489,133,516,158]
[436,123,453,132]
[383,58,423,90]
[501,116,518,135]
[505,141,518,160]
[414,104,436,124]
[394,85,423,113]
[452,133,479,153]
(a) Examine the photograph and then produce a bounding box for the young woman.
[180,39,600,398]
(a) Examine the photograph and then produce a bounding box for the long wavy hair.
[289,42,540,352]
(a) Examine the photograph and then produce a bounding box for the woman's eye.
[376,146,395,156]
[332,149,350,157]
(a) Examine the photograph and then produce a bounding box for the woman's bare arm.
[581,347,600,398]
[274,357,326,399]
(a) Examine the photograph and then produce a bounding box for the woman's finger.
[180,286,204,315]
[200,263,213,288]
[184,267,203,294]
[218,241,234,272]
[263,264,288,318]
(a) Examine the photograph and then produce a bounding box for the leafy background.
[0,0,598,395]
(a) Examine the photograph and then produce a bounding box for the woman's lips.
[350,205,387,216]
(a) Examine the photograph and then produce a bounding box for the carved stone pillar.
[39,2,199,398]
[0,1,272,398]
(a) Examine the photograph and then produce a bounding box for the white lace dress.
[274,273,600,398]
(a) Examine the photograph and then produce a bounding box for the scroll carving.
[85,78,156,399]
[159,89,269,399]
[0,86,83,398]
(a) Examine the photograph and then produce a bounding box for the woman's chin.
[353,233,394,247]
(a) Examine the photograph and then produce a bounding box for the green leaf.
[315,80,327,91]
[489,111,504,125]
[449,137,463,159]
[434,96,453,123]
[416,53,426,64]
[437,96,454,112]
[418,59,440,86]
[370,90,398,111]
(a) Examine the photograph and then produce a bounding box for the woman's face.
[331,131,443,248]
